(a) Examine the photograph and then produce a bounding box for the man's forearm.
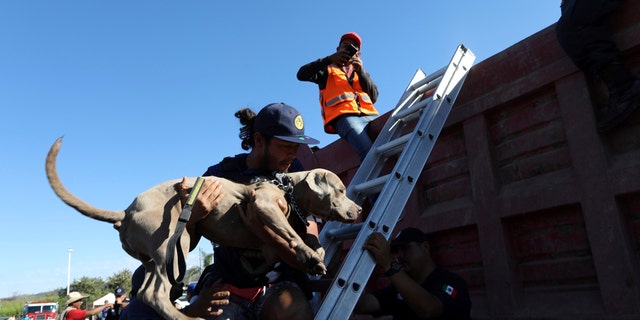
[297,57,332,84]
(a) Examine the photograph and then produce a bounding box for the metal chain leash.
[251,172,309,227]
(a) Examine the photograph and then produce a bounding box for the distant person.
[353,227,472,319]
[297,32,379,161]
[556,0,640,132]
[186,282,197,304]
[59,291,112,320]
[100,299,109,320]
[105,287,127,320]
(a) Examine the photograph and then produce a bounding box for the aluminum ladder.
[314,44,476,319]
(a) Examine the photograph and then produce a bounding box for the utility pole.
[67,248,72,295]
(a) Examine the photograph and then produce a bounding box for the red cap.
[340,32,362,48]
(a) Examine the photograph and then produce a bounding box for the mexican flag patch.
[442,284,458,298]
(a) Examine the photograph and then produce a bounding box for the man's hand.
[178,177,224,222]
[183,284,230,318]
[350,54,363,71]
[328,48,354,65]
[363,232,393,271]
[115,293,126,304]
[178,177,224,250]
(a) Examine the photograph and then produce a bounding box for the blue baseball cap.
[254,103,320,145]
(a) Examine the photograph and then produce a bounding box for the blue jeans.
[333,114,377,161]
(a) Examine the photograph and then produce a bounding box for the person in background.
[59,291,112,320]
[180,102,321,320]
[186,282,198,304]
[556,0,640,132]
[104,287,127,320]
[297,32,379,161]
[354,227,471,319]
[100,299,109,320]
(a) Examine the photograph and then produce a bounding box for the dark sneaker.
[597,79,640,133]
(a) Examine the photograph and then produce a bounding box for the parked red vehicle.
[23,301,58,320]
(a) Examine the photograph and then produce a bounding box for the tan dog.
[45,137,360,320]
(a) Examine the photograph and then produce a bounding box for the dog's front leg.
[251,188,327,275]
[238,197,307,271]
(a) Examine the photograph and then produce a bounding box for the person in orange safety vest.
[297,31,379,161]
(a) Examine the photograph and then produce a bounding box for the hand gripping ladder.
[314,45,475,319]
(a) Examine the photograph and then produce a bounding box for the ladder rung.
[392,76,439,120]
[326,222,364,241]
[397,68,444,105]
[375,134,410,158]
[393,97,430,124]
[351,174,389,196]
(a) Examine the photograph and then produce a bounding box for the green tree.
[0,299,24,317]
[69,276,107,304]
[183,249,213,283]
[106,269,133,294]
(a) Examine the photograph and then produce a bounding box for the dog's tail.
[45,137,125,223]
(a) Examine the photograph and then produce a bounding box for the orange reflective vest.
[319,65,378,133]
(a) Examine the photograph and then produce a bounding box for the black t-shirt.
[372,266,471,319]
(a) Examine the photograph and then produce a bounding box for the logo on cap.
[294,115,304,130]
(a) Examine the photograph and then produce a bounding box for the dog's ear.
[307,169,329,195]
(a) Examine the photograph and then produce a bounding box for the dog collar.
[251,173,310,227]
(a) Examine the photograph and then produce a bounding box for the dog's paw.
[307,260,327,276]
[293,243,327,275]
[315,247,325,263]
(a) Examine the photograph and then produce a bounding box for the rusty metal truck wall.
[301,3,640,319]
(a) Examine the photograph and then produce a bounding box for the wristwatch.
[384,261,402,277]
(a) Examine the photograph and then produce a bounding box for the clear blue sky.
[0,1,560,298]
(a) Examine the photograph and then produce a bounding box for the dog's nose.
[349,205,362,221]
